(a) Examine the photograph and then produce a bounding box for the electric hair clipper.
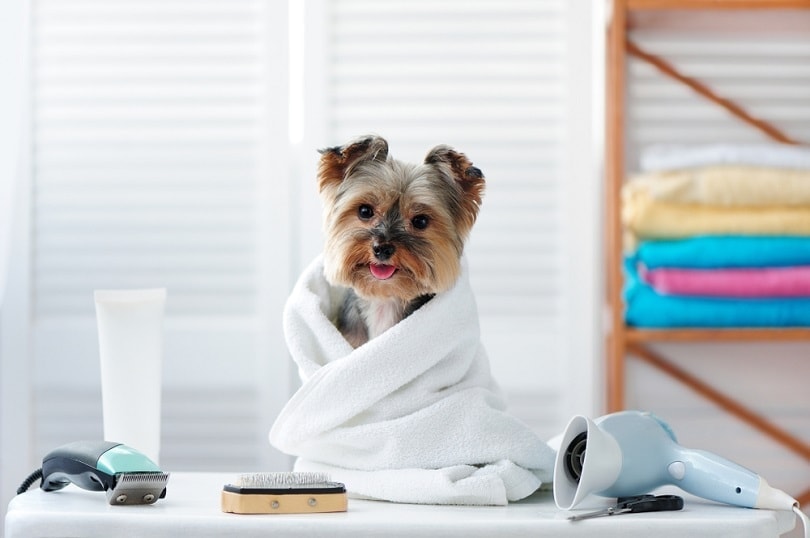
[37,440,169,505]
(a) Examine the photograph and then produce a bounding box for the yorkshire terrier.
[317,135,485,348]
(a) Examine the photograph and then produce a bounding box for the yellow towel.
[623,165,810,207]
[622,194,810,243]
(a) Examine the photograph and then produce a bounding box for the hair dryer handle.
[672,448,761,508]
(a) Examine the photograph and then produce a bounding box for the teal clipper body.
[40,440,169,505]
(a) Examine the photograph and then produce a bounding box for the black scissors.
[568,494,684,521]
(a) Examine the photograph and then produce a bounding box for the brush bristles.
[236,472,334,489]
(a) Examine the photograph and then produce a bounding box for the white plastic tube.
[94,288,166,464]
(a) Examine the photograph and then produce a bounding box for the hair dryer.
[553,410,797,511]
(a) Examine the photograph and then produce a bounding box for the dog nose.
[373,243,396,261]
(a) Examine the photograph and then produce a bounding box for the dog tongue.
[370,264,397,280]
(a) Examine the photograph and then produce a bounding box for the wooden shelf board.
[626,327,810,343]
[627,0,810,10]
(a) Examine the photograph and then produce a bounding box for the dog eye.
[358,204,374,220]
[412,215,429,230]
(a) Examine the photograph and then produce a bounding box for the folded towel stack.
[622,143,810,328]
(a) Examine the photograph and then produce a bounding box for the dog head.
[317,134,485,301]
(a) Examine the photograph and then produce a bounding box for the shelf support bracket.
[629,342,810,505]
[628,342,810,462]
[625,39,801,145]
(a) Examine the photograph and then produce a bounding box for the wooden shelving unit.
[605,0,810,506]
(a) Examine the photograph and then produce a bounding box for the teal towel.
[624,258,810,327]
[635,236,810,270]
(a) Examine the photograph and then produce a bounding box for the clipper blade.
[106,472,169,505]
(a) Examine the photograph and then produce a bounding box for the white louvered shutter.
[298,0,598,436]
[31,0,290,470]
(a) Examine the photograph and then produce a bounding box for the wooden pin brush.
[221,472,347,514]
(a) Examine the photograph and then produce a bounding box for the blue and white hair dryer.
[553,410,798,511]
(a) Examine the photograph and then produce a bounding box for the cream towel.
[269,255,554,505]
[622,194,810,242]
[624,165,810,207]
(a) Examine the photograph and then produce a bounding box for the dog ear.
[424,145,485,225]
[317,135,389,194]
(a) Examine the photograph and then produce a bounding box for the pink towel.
[640,265,810,298]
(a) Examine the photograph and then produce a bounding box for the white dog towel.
[269,255,555,505]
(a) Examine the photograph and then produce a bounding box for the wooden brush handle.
[221,490,348,514]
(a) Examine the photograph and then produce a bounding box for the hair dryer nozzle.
[553,415,622,509]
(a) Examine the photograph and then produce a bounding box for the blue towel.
[635,236,810,270]
[624,258,810,327]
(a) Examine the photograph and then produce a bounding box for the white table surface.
[5,472,796,538]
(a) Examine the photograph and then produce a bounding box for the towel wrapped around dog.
[269,255,555,505]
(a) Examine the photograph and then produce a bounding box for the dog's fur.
[316,135,485,348]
